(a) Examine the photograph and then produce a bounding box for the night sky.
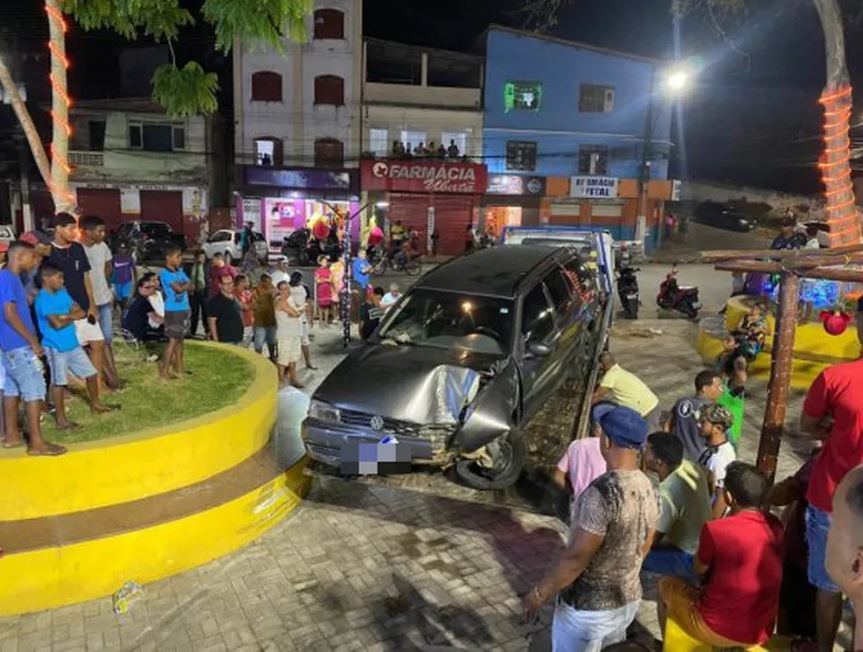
[2,0,861,192]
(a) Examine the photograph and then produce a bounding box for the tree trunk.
[0,56,52,198]
[46,0,74,214]
[813,0,861,246]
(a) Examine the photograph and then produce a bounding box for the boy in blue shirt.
[159,246,190,379]
[35,264,112,429]
[0,241,66,456]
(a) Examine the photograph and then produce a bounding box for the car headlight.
[309,399,341,423]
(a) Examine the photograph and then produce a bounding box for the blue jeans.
[46,347,97,386]
[643,546,697,583]
[806,504,840,592]
[254,326,277,354]
[2,347,46,402]
[552,600,640,652]
[97,302,114,344]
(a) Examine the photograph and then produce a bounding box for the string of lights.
[818,84,860,246]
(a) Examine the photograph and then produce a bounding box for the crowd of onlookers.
[529,305,863,651]
[0,212,407,458]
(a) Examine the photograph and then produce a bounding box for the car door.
[519,281,559,420]
[204,231,229,259]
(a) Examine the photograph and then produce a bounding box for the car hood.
[314,344,504,425]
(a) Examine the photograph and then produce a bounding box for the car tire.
[224,251,233,265]
[455,430,526,491]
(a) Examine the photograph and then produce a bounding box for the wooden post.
[757,271,800,482]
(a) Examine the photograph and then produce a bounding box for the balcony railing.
[69,151,104,167]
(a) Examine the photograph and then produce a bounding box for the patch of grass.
[44,343,256,444]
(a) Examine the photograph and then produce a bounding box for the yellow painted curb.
[0,458,311,616]
[0,343,278,520]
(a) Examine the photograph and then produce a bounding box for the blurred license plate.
[339,438,411,475]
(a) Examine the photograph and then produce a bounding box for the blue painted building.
[481,26,674,246]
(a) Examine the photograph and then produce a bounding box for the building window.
[578,146,609,175]
[400,130,426,154]
[579,84,615,113]
[504,81,542,112]
[313,9,344,39]
[314,138,344,168]
[314,75,344,106]
[255,137,283,166]
[172,125,186,150]
[369,128,388,156]
[88,121,106,151]
[129,123,185,152]
[506,141,537,172]
[251,71,283,102]
[441,131,466,158]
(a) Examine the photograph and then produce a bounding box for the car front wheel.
[224,251,233,265]
[455,430,526,491]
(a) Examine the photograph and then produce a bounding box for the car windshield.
[377,289,513,356]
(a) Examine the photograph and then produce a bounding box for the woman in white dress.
[275,280,303,388]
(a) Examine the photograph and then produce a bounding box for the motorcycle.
[616,264,640,319]
[369,248,422,276]
[657,264,701,318]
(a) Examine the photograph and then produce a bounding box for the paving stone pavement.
[0,317,813,652]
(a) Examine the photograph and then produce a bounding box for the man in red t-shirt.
[208,253,238,298]
[800,354,863,652]
[659,462,783,647]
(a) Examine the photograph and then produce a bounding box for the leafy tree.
[0,0,311,217]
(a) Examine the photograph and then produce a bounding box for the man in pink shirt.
[554,402,610,519]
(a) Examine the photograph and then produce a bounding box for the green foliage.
[152,62,219,117]
[202,0,313,53]
[62,0,194,42]
[60,0,311,115]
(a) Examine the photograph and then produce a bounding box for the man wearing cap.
[523,405,659,650]
[592,352,661,433]
[696,403,737,519]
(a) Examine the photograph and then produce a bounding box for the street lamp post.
[638,63,691,249]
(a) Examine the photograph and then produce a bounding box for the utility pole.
[637,67,657,248]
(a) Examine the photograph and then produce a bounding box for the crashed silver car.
[302,245,600,490]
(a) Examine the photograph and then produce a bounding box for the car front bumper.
[302,417,450,470]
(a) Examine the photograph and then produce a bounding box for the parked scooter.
[657,264,701,318]
[616,264,640,319]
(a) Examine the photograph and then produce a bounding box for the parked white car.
[0,225,16,248]
[202,229,268,264]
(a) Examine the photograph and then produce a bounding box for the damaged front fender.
[453,358,520,453]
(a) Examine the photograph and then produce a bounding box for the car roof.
[417,245,567,298]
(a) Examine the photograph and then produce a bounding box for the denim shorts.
[97,302,114,344]
[254,326,277,352]
[46,346,97,387]
[806,504,840,593]
[2,346,46,402]
[642,546,697,583]
[114,281,133,302]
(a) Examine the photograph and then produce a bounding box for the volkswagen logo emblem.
[369,415,385,431]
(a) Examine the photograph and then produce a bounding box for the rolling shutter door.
[140,190,183,234]
[387,194,430,253]
[76,188,122,233]
[431,195,476,256]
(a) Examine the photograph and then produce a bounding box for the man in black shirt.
[771,218,807,250]
[359,287,386,340]
[48,212,113,390]
[207,275,244,344]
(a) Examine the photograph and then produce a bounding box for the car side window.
[521,284,555,343]
[209,231,228,243]
[562,258,595,302]
[543,268,573,314]
[234,233,242,244]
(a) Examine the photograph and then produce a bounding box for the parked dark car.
[112,221,187,262]
[693,202,757,232]
[303,245,601,490]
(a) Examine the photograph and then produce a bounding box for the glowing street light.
[665,67,691,94]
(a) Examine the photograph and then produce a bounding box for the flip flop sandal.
[1,439,24,449]
[27,443,67,457]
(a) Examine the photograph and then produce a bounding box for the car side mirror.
[527,341,551,358]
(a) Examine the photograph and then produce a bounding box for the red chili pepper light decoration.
[820,309,852,336]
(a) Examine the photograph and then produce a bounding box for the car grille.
[338,409,456,445]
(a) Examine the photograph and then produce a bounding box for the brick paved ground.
[0,316,815,652]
